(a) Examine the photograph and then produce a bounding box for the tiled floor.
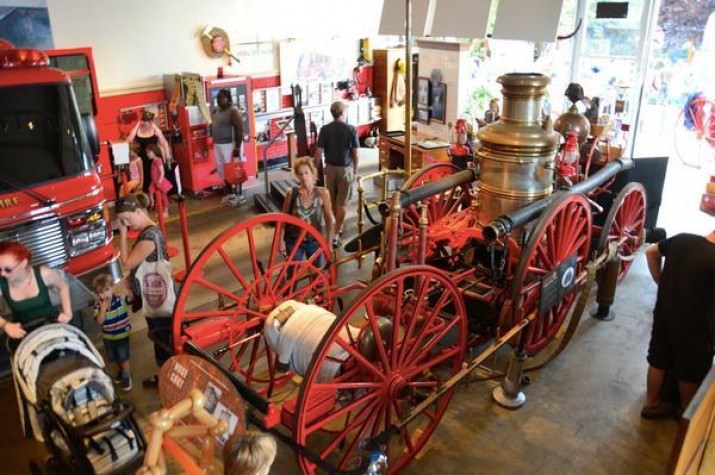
[0,149,680,474]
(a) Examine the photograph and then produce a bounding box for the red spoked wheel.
[509,193,592,355]
[597,182,647,281]
[294,266,467,474]
[173,213,335,395]
[400,163,470,263]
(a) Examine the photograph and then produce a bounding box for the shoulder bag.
[134,230,176,317]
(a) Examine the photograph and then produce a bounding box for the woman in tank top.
[282,157,335,264]
[127,110,172,193]
[0,241,72,352]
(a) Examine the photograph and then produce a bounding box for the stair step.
[270,178,298,208]
[253,193,280,214]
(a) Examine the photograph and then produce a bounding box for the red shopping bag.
[224,161,248,185]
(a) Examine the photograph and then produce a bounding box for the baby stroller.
[11,323,145,474]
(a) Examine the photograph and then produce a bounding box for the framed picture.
[416,107,430,124]
[417,77,431,109]
[431,82,447,124]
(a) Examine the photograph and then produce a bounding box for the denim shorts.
[104,337,130,363]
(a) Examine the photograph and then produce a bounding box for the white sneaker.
[236,194,247,205]
[226,195,242,207]
[220,193,236,204]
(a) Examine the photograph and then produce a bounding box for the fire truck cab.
[0,45,121,298]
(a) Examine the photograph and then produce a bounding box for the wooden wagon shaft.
[392,313,534,432]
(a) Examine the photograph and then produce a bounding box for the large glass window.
[633,0,715,162]
[460,0,578,125]
[0,84,92,191]
[576,0,648,134]
[49,54,95,116]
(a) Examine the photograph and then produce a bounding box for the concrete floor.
[0,150,679,474]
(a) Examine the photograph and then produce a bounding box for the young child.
[146,143,173,218]
[223,430,277,475]
[123,144,143,196]
[92,274,133,391]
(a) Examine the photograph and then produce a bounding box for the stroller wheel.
[45,456,66,474]
[29,460,44,475]
[29,458,59,475]
[28,455,65,475]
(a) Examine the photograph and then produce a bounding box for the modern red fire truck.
[0,43,120,289]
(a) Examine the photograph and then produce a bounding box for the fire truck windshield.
[0,83,93,192]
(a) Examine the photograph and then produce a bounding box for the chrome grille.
[0,217,68,268]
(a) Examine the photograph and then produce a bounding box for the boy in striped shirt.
[92,274,132,391]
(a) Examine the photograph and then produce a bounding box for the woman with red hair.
[0,241,72,351]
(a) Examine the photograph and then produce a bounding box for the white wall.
[47,0,384,94]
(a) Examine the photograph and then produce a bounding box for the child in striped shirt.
[92,274,133,391]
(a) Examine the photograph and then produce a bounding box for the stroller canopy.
[12,323,110,405]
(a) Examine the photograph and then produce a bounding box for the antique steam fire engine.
[168,73,647,474]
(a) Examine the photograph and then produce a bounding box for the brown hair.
[115,192,151,214]
[91,274,114,293]
[146,144,163,159]
[141,110,155,122]
[292,156,317,177]
[129,143,141,157]
[223,431,277,475]
[330,100,347,119]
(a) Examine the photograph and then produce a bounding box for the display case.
[165,74,256,196]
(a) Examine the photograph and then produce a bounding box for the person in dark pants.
[314,101,359,248]
[116,193,173,388]
[642,230,715,418]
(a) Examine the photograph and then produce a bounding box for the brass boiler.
[477,73,560,227]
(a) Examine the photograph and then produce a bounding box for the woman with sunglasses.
[0,241,72,351]
[127,110,172,194]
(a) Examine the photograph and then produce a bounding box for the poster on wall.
[0,2,53,49]
[233,40,277,75]
[279,38,357,89]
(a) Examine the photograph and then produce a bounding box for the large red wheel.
[509,193,592,355]
[294,266,467,474]
[400,163,470,263]
[597,182,647,281]
[173,213,335,395]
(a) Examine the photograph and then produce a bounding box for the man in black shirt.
[314,101,359,248]
[642,230,715,418]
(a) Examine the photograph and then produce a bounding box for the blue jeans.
[284,237,325,268]
[104,337,130,363]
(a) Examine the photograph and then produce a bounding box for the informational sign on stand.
[159,354,246,445]
[539,253,578,316]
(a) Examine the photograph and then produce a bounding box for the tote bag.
[134,232,176,317]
